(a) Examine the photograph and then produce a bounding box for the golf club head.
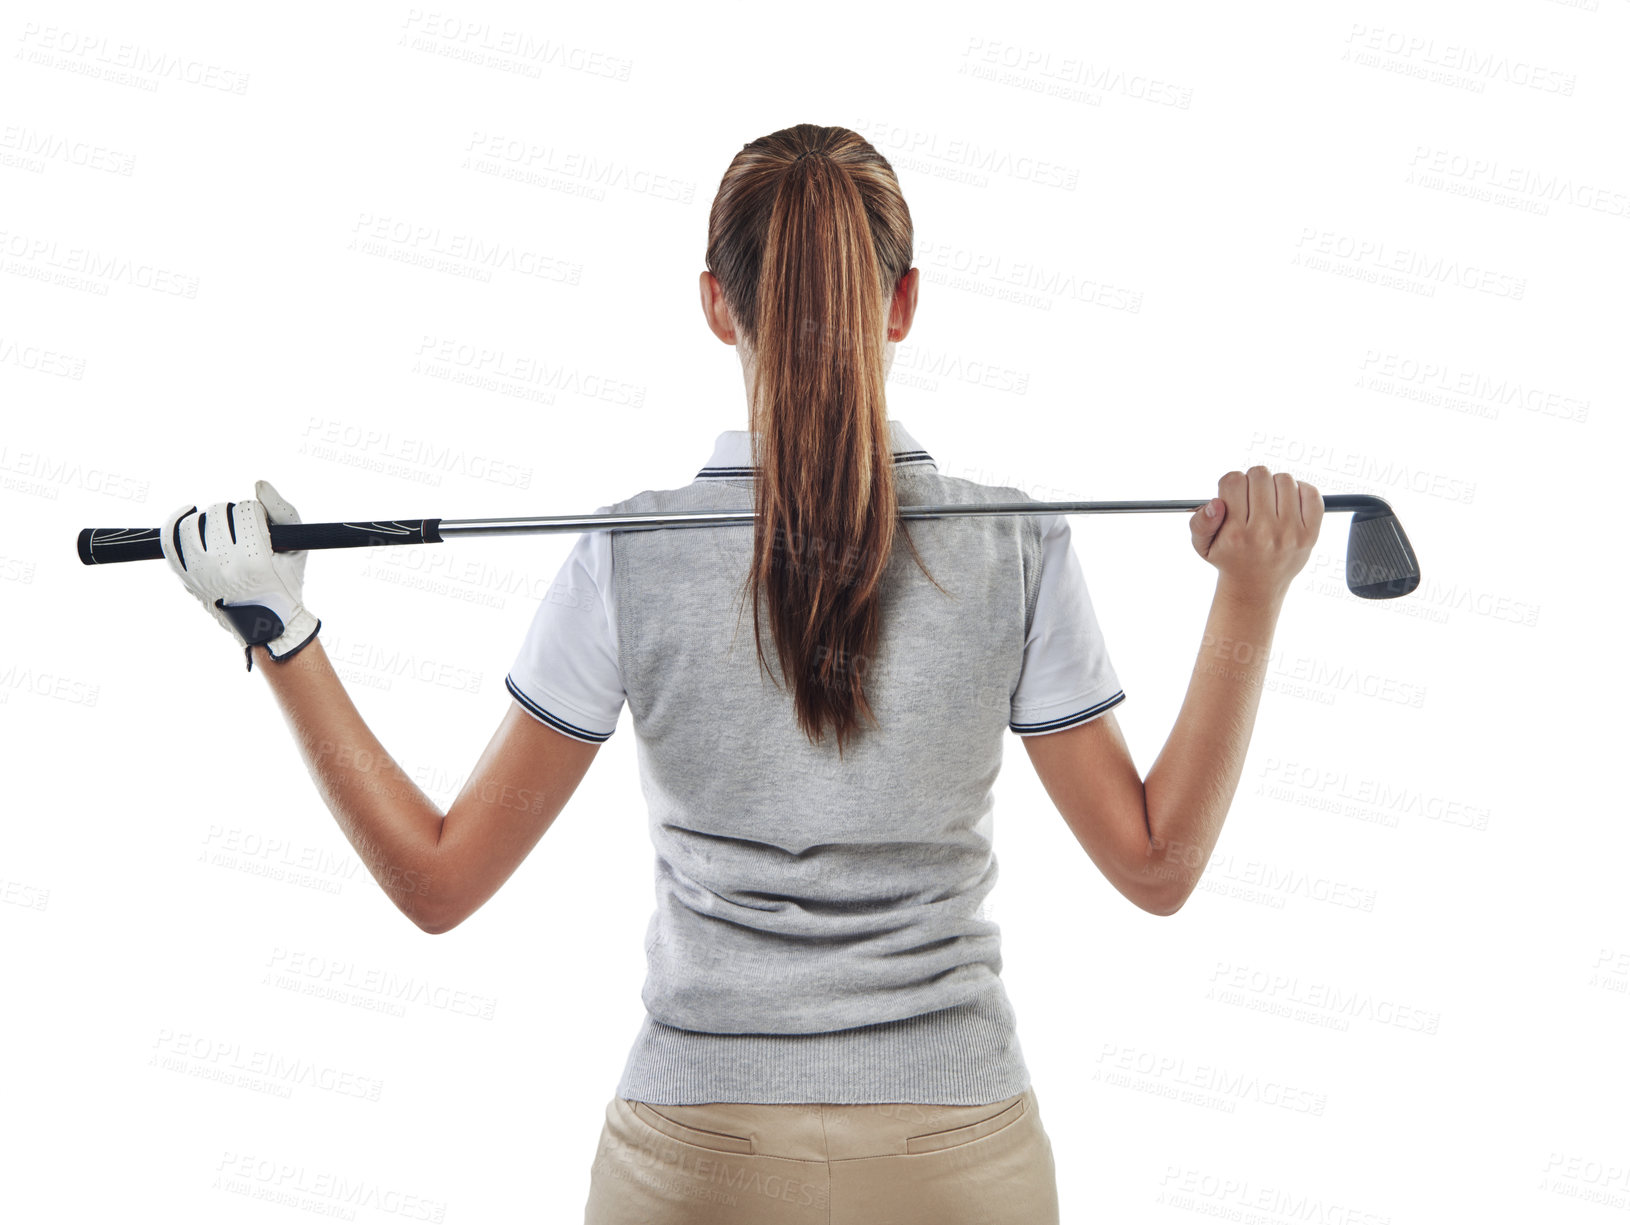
[1346,508,1421,599]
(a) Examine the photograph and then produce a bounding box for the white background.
[3,1,1623,1220]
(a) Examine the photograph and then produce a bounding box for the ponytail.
[705,124,934,755]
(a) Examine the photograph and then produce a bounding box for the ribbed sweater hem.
[612,978,1032,1106]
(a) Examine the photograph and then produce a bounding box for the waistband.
[613,977,1031,1106]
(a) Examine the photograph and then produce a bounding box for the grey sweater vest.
[610,462,1048,1106]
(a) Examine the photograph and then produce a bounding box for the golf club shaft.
[77,494,1394,565]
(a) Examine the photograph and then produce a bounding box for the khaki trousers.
[583,1085,1059,1224]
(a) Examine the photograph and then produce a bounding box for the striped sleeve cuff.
[1010,688,1126,737]
[505,673,615,744]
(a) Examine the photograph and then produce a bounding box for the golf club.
[77,493,1419,599]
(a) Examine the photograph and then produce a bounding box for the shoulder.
[898,470,1049,551]
[608,479,753,516]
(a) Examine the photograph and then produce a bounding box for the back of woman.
[536,122,1113,1223]
[603,447,1093,1090]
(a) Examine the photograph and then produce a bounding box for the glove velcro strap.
[218,599,285,646]
[216,600,320,672]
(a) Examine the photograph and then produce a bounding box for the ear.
[698,270,737,345]
[888,267,919,343]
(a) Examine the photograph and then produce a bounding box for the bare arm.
[1141,577,1284,910]
[1024,465,1319,915]
[253,636,599,933]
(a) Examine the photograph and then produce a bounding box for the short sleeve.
[1009,514,1126,736]
[505,507,625,743]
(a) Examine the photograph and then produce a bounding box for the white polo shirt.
[506,419,1125,744]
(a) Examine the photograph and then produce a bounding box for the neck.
[739,342,900,433]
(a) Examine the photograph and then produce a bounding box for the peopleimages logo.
[958,36,1194,109]
[16,23,252,93]
[0,229,201,297]
[1355,350,1590,425]
[1292,227,1526,300]
[1342,24,1577,95]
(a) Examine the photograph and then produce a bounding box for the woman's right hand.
[1189,465,1324,602]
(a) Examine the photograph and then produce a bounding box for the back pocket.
[628,1100,756,1155]
[904,1093,1028,1155]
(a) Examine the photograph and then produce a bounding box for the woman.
[159,123,1322,1223]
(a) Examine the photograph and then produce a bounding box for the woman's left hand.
[160,479,322,672]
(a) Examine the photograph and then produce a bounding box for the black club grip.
[77,519,444,565]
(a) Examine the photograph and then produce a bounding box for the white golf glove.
[160,479,322,672]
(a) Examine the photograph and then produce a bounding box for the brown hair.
[706,123,940,756]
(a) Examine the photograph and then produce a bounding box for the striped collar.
[696,418,936,481]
